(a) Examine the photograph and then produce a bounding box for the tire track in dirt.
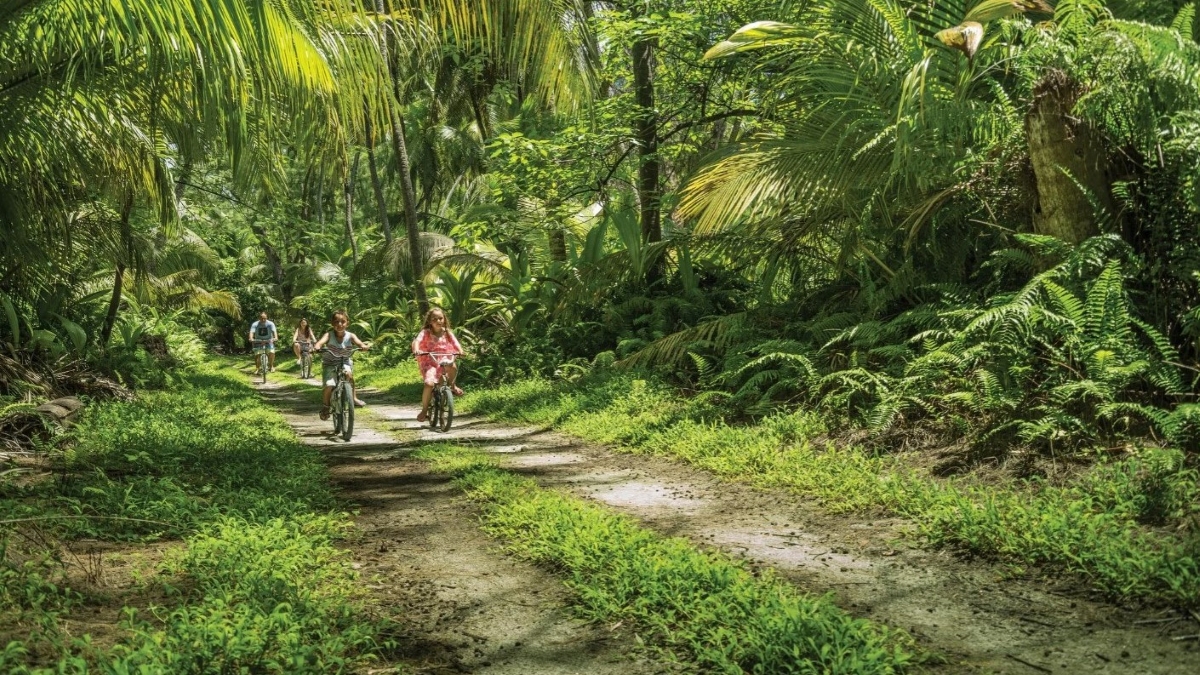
[253,377,675,675]
[254,372,1196,674]
[347,394,1197,675]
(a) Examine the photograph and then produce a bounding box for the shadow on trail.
[249,374,669,675]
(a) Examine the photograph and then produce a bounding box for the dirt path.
[254,377,674,675]
[257,376,1197,675]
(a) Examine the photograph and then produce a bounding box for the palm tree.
[0,0,380,337]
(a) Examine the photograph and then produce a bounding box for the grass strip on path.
[416,443,919,675]
[453,373,1200,607]
[0,362,393,673]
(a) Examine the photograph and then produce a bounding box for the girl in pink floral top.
[411,307,463,423]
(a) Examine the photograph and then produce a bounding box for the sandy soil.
[257,376,1199,675]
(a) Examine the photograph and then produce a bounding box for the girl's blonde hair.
[422,307,451,331]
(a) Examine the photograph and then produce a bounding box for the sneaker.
[320,406,330,421]
[354,398,366,408]
[270,366,276,372]
[296,359,302,366]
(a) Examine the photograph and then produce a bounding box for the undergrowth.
[417,444,918,674]
[458,372,1200,606]
[0,363,390,672]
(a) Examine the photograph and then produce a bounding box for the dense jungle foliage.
[3,0,1200,600]
[5,0,1200,461]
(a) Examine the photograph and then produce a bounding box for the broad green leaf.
[703,21,804,61]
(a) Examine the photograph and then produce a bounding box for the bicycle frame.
[252,339,273,383]
[323,346,360,441]
[297,341,314,378]
[419,352,458,432]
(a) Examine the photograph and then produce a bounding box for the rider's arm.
[448,330,464,354]
[351,334,370,350]
[248,322,256,343]
[313,331,329,350]
[411,330,426,355]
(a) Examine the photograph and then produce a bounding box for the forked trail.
[255,376,1197,675]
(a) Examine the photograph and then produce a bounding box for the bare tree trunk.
[365,113,393,246]
[316,156,327,235]
[379,0,429,315]
[1025,70,1113,244]
[101,193,135,346]
[344,150,361,265]
[632,32,661,244]
[548,228,567,262]
[392,117,430,315]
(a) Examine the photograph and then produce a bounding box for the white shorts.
[322,361,353,387]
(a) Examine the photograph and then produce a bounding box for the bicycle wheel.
[339,383,354,441]
[439,388,454,432]
[259,353,268,384]
[331,391,342,435]
[434,386,448,427]
[301,353,312,379]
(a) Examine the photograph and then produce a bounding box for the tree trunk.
[365,113,393,246]
[1025,70,1113,244]
[316,157,327,234]
[548,227,567,263]
[392,116,429,315]
[101,193,135,346]
[344,150,361,265]
[632,32,661,244]
[379,0,429,315]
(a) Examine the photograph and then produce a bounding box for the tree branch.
[660,109,758,143]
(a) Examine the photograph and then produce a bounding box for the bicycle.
[323,346,360,441]
[297,341,314,379]
[251,339,272,384]
[418,352,458,432]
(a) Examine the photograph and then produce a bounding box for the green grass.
[417,444,918,674]
[0,362,393,673]
[358,359,424,402]
[455,371,1200,606]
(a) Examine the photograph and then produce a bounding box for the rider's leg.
[348,373,365,407]
[268,349,276,371]
[446,364,462,395]
[419,383,433,421]
[293,343,301,362]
